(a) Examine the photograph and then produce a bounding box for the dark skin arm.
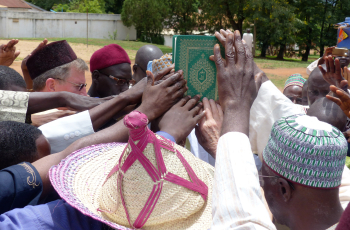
[33,69,188,199]
[21,39,48,89]
[0,40,20,66]
[213,31,256,136]
[27,91,110,116]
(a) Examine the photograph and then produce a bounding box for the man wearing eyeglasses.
[132,45,163,84]
[27,40,88,96]
[88,44,135,98]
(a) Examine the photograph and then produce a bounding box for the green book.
[172,35,224,100]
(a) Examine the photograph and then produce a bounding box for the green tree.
[199,0,253,34]
[121,0,168,38]
[318,0,350,57]
[165,0,200,35]
[251,0,297,59]
[105,0,125,14]
[26,0,69,11]
[53,0,105,13]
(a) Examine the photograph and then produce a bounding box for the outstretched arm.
[211,31,275,230]
[32,69,188,199]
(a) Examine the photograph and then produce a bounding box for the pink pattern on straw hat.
[99,111,208,229]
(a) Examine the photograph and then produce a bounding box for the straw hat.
[50,111,214,230]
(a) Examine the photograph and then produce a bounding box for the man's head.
[307,65,330,106]
[133,45,163,83]
[307,97,347,131]
[89,44,132,97]
[0,121,51,170]
[27,40,88,96]
[247,28,251,33]
[0,66,26,91]
[283,74,306,105]
[301,80,308,106]
[262,115,347,227]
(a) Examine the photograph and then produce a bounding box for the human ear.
[46,78,56,92]
[92,70,100,84]
[132,64,137,73]
[278,178,292,202]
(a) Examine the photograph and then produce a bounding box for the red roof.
[0,0,31,8]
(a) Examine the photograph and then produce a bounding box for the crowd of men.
[1,29,350,230]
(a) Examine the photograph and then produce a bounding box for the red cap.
[90,44,131,72]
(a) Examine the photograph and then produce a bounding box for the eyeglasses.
[98,72,136,86]
[133,64,146,73]
[53,78,87,91]
[259,174,295,190]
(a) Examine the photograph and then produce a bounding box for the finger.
[329,56,335,73]
[184,95,201,110]
[0,44,5,52]
[14,50,20,59]
[335,88,350,102]
[191,102,203,117]
[221,29,229,38]
[194,110,206,123]
[216,103,224,120]
[215,31,226,47]
[225,33,235,66]
[243,40,254,77]
[209,99,219,119]
[335,58,342,78]
[155,64,175,81]
[161,72,182,87]
[146,70,155,86]
[234,30,245,68]
[326,95,342,107]
[5,39,17,51]
[340,80,348,90]
[209,55,214,62]
[176,95,191,107]
[173,86,188,99]
[202,98,213,119]
[213,44,224,68]
[170,79,187,92]
[318,65,327,77]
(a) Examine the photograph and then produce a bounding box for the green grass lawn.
[254,57,313,69]
[7,37,173,54]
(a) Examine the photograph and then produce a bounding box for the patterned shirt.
[0,90,30,123]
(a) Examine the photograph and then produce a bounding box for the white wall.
[0,9,136,40]
[164,34,173,47]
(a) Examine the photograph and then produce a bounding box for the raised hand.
[212,30,255,136]
[0,40,20,66]
[326,85,350,118]
[342,67,350,87]
[158,95,205,143]
[318,56,348,91]
[21,39,48,89]
[213,29,268,92]
[195,98,223,158]
[137,70,188,121]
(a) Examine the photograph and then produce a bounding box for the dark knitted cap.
[27,40,77,80]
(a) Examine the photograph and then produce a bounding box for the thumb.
[146,70,155,86]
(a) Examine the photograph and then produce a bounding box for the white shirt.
[243,33,254,52]
[39,111,94,154]
[211,132,276,230]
